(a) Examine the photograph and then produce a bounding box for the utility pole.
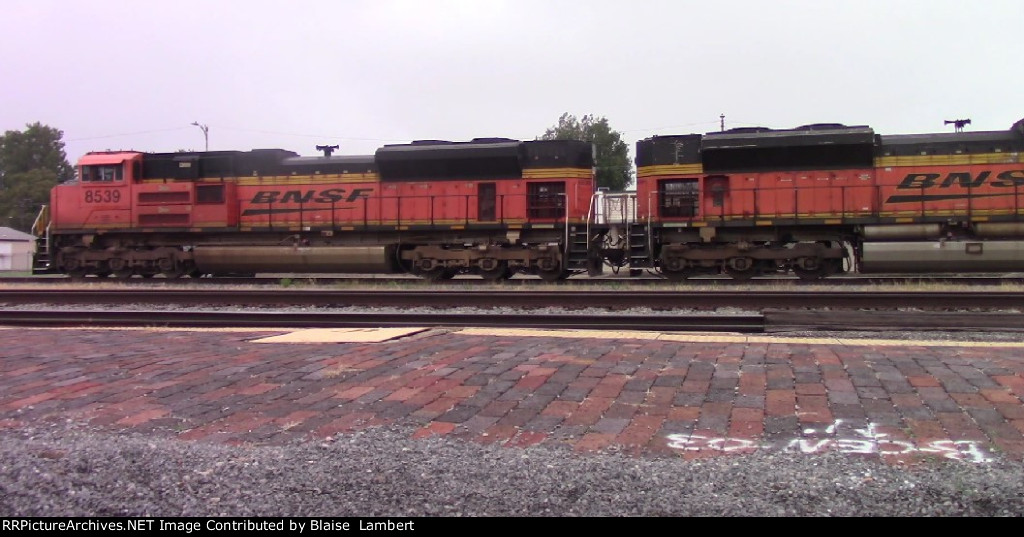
[191,121,209,151]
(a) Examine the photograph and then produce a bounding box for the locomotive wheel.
[661,268,691,282]
[792,257,827,281]
[93,271,111,278]
[724,257,756,281]
[478,261,511,281]
[158,258,185,279]
[793,266,826,281]
[723,266,756,281]
[66,268,88,280]
[537,268,568,282]
[112,268,134,279]
[420,267,455,282]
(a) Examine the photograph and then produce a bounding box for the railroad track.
[0,310,766,333]
[0,288,1022,309]
[0,309,1021,332]
[6,274,1024,286]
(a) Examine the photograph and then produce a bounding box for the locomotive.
[31,118,1024,281]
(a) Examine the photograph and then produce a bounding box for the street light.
[190,121,209,151]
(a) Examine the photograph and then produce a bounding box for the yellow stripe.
[636,164,704,177]
[522,168,592,179]
[875,153,1022,167]
[141,173,380,185]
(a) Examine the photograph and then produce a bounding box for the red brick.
[765,389,796,416]
[564,396,613,426]
[617,415,663,447]
[412,421,456,439]
[116,408,169,427]
[540,400,579,417]
[739,373,766,396]
[980,388,1021,405]
[950,393,990,408]
[444,385,480,399]
[479,424,518,445]
[383,387,421,402]
[508,430,547,448]
[514,375,548,391]
[667,406,701,422]
[574,432,615,452]
[907,376,941,388]
[795,383,827,396]
[237,383,279,396]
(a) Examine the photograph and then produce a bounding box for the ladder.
[565,226,590,270]
[627,223,652,268]
[31,205,55,274]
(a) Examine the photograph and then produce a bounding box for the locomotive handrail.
[31,205,50,238]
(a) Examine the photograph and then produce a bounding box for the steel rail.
[0,289,1022,309]
[7,275,1024,286]
[0,310,766,333]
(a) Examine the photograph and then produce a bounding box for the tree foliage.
[540,113,633,191]
[0,122,71,231]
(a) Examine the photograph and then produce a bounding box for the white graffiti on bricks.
[665,419,992,463]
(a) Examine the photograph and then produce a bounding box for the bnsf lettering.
[897,170,1024,189]
[992,170,1024,187]
[897,173,939,189]
[941,171,989,188]
[250,188,372,204]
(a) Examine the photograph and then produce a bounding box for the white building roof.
[0,227,35,242]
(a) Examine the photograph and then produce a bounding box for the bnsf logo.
[897,170,1024,189]
[249,188,373,204]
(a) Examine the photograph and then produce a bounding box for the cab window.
[81,164,123,183]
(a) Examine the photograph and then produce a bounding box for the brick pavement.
[1,326,1023,464]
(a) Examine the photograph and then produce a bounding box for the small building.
[0,227,36,271]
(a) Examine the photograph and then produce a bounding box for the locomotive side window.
[659,179,699,217]
[527,182,565,219]
[81,164,123,183]
[478,183,496,221]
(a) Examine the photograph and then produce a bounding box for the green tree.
[0,122,71,231]
[540,113,633,190]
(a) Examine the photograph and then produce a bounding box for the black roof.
[701,125,875,151]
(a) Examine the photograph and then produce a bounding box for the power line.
[216,126,409,143]
[66,126,192,142]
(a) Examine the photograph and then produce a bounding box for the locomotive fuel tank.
[193,246,397,274]
[859,240,1024,272]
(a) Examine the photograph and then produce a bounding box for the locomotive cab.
[51,152,140,231]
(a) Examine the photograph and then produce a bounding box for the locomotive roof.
[79,151,142,164]
[701,125,875,150]
[376,140,522,162]
[878,129,1022,147]
[281,155,376,165]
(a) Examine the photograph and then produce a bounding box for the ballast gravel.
[1,422,1022,517]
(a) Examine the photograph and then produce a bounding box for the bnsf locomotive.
[31,118,1024,281]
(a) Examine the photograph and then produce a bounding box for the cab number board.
[84,190,121,203]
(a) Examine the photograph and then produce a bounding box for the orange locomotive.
[34,139,595,280]
[32,118,1024,280]
[593,118,1024,280]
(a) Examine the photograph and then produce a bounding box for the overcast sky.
[2,0,1021,166]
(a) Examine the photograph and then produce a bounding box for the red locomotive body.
[34,118,1024,281]
[616,120,1024,279]
[39,139,595,280]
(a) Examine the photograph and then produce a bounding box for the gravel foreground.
[1,422,1022,517]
